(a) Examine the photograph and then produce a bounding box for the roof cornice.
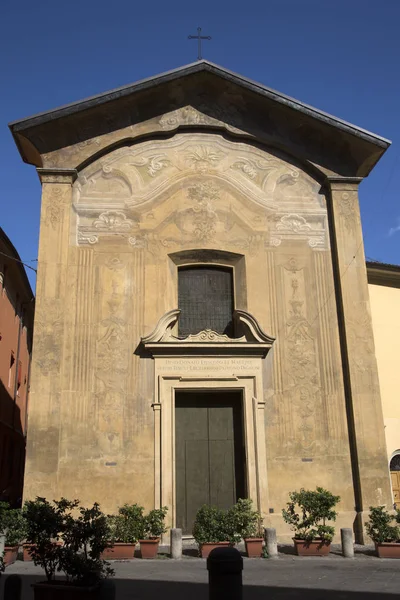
[366,261,400,288]
[9,60,391,150]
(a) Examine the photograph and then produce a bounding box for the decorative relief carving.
[141,308,275,352]
[77,232,99,245]
[129,154,170,177]
[183,329,246,343]
[159,106,218,129]
[45,187,65,229]
[188,182,218,241]
[276,214,311,233]
[105,256,125,271]
[95,279,128,391]
[77,209,137,245]
[185,146,225,172]
[73,133,321,214]
[347,301,377,392]
[34,299,63,375]
[283,258,320,449]
[338,191,358,232]
[93,211,134,231]
[270,213,327,249]
[72,133,326,250]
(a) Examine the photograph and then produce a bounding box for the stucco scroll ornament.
[77,231,99,245]
[129,154,170,177]
[183,329,246,343]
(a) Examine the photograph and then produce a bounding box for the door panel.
[209,439,235,509]
[391,471,400,506]
[175,391,245,534]
[185,440,209,533]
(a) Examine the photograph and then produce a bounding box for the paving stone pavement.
[1,546,400,599]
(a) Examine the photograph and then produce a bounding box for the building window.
[17,361,22,395]
[8,352,15,388]
[390,454,400,472]
[178,266,234,337]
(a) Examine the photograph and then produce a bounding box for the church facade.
[9,61,394,542]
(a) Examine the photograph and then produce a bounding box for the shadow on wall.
[0,378,25,507]
[1,575,400,600]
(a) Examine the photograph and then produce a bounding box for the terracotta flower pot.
[293,538,331,556]
[139,538,160,559]
[376,542,400,558]
[24,541,62,561]
[101,542,136,560]
[23,543,35,561]
[32,581,101,600]
[200,541,230,558]
[244,537,263,558]
[4,545,18,566]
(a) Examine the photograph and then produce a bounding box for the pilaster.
[24,168,76,501]
[325,176,392,541]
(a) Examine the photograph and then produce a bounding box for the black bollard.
[99,579,116,600]
[207,546,243,600]
[4,574,22,600]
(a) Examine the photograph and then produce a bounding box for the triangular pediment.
[10,61,389,177]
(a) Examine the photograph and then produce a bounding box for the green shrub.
[193,505,237,545]
[228,498,262,539]
[24,497,114,585]
[0,501,10,535]
[365,506,400,544]
[4,509,27,546]
[139,507,168,540]
[109,504,144,544]
[282,487,340,542]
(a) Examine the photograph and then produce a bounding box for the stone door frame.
[152,372,269,535]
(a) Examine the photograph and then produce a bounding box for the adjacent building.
[0,228,34,506]
[367,261,400,507]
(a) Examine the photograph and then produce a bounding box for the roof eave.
[8,60,391,152]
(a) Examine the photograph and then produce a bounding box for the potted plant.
[3,508,27,565]
[282,487,340,556]
[193,505,235,558]
[138,506,168,559]
[365,506,400,558]
[102,504,143,560]
[24,497,114,599]
[230,498,264,558]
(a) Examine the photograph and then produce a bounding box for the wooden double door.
[391,471,400,507]
[175,391,246,534]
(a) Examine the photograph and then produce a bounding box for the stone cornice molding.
[37,168,78,184]
[141,309,274,357]
[324,176,363,190]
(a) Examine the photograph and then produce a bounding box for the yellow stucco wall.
[369,282,400,461]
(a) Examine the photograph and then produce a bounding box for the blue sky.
[1,0,399,290]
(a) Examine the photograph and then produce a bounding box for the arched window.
[178,266,234,337]
[390,454,400,472]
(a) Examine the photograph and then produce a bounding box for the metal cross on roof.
[188,27,211,60]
